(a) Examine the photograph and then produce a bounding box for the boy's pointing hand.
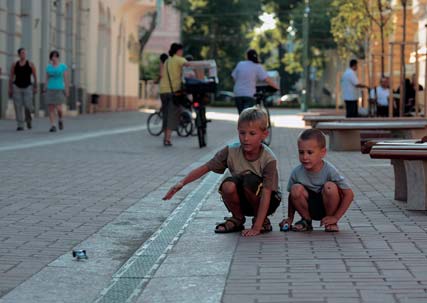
[162,181,184,200]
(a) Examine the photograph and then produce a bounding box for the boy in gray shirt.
[279,129,354,232]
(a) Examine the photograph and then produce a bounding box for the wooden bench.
[304,115,427,127]
[370,140,427,210]
[303,115,345,127]
[316,121,427,151]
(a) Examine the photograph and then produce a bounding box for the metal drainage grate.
[93,172,221,303]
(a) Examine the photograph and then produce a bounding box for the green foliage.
[177,0,263,90]
[251,0,335,91]
[140,53,160,81]
[330,0,371,59]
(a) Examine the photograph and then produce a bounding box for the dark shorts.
[220,173,281,216]
[306,188,326,220]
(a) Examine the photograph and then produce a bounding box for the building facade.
[0,0,159,119]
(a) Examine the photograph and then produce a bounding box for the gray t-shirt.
[231,61,269,97]
[205,142,279,191]
[287,160,350,193]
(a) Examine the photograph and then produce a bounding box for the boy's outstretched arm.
[242,188,272,237]
[321,188,354,226]
[162,164,211,200]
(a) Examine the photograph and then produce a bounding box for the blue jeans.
[234,96,255,114]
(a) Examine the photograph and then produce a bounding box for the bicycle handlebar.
[255,85,278,94]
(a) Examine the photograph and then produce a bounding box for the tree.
[177,0,263,90]
[251,0,302,93]
[330,0,371,60]
[253,1,336,93]
[362,0,392,76]
[138,0,175,58]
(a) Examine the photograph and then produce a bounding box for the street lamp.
[301,0,310,112]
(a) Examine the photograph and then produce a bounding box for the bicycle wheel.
[262,105,272,146]
[147,112,163,136]
[177,110,193,137]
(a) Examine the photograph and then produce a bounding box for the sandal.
[292,219,313,232]
[215,217,245,234]
[325,224,339,232]
[252,217,273,233]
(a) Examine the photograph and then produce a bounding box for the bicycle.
[254,85,278,146]
[147,103,193,137]
[185,78,216,148]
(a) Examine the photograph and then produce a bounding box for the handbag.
[166,60,186,106]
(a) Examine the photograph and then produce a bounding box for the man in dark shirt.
[8,48,38,131]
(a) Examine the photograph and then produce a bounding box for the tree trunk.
[378,0,385,76]
[139,11,158,58]
[400,0,407,116]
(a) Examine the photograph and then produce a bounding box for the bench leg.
[329,130,360,151]
[391,159,407,202]
[404,160,427,210]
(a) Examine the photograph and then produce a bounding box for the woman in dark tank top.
[8,48,37,131]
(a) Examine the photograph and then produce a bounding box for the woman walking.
[232,49,279,114]
[8,48,38,131]
[158,43,186,146]
[44,50,69,132]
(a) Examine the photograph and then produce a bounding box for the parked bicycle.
[147,101,193,137]
[254,85,278,146]
[184,78,216,148]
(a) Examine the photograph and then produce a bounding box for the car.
[215,91,234,102]
[278,93,299,105]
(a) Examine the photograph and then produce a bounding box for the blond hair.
[238,107,268,131]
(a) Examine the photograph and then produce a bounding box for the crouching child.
[279,129,354,232]
[163,107,281,237]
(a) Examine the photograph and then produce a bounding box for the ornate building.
[0,0,160,118]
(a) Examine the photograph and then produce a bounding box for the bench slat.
[317,121,427,130]
[370,149,427,160]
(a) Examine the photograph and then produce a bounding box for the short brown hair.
[238,107,268,131]
[299,129,326,148]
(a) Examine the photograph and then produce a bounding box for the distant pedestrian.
[369,76,390,117]
[8,48,38,131]
[279,129,354,233]
[231,49,279,114]
[44,50,69,132]
[163,107,282,237]
[341,59,367,117]
[158,43,208,146]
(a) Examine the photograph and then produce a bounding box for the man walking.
[8,48,37,131]
[341,59,366,117]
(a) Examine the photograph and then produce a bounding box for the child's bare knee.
[290,184,306,199]
[221,181,237,196]
[323,182,338,195]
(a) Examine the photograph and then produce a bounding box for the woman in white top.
[231,49,279,114]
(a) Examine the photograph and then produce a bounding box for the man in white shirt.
[341,59,367,117]
[369,76,390,117]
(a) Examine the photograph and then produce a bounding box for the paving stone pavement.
[1,109,427,303]
[136,124,427,303]
[0,110,239,300]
